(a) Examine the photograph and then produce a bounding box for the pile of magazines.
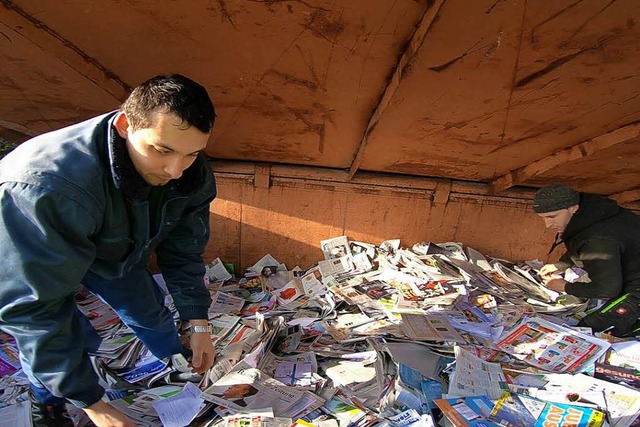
[1,236,639,427]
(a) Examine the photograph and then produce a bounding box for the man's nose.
[543,218,553,228]
[164,158,185,179]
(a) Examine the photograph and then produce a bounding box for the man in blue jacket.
[534,183,640,337]
[0,74,217,426]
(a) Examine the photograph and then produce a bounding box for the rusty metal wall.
[203,165,561,271]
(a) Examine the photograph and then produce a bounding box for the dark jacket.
[0,112,215,407]
[558,194,640,299]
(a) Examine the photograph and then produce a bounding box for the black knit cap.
[533,184,580,213]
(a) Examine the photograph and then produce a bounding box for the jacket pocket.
[94,236,134,262]
[579,293,640,336]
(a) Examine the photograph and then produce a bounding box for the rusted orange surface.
[205,172,560,271]
[1,0,638,193]
[2,0,640,265]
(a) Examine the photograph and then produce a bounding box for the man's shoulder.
[15,112,114,148]
[570,213,640,250]
[0,113,115,208]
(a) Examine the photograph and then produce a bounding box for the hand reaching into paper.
[539,264,563,284]
[83,400,136,427]
[539,264,568,292]
[189,328,216,374]
[545,278,567,293]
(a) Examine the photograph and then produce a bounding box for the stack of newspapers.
[1,236,639,427]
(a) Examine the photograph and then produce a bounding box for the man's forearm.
[83,400,136,427]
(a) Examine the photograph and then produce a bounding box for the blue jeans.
[29,269,184,405]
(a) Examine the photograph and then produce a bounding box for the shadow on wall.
[203,175,559,273]
[205,212,325,273]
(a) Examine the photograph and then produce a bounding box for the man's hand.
[546,278,567,293]
[83,400,135,427]
[189,320,216,374]
[539,263,563,284]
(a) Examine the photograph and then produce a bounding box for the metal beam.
[0,124,31,143]
[0,0,130,102]
[346,0,445,181]
[491,122,640,193]
[609,187,640,205]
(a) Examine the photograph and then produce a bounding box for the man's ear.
[114,112,130,139]
[569,204,579,215]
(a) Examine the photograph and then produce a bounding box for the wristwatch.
[192,324,212,334]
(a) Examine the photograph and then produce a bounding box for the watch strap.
[192,324,212,334]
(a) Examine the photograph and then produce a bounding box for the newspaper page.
[96,334,137,358]
[247,254,287,274]
[209,291,246,315]
[447,347,509,400]
[493,262,557,303]
[322,313,378,342]
[400,313,465,343]
[389,408,436,427]
[318,256,353,278]
[151,382,206,427]
[210,314,242,344]
[260,351,320,388]
[108,385,185,427]
[495,316,610,373]
[329,282,371,306]
[320,359,377,391]
[201,368,322,417]
[537,373,640,427]
[206,257,233,282]
[0,399,31,427]
[320,236,350,260]
[606,340,640,371]
[272,280,304,306]
[75,289,123,336]
[299,268,326,298]
[0,378,29,409]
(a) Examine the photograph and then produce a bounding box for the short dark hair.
[243,385,259,398]
[121,74,215,133]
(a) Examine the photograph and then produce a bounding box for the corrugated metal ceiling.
[1,0,639,200]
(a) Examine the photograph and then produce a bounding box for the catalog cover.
[515,393,605,427]
[434,396,503,427]
[435,394,605,427]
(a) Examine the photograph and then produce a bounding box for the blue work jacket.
[0,112,215,407]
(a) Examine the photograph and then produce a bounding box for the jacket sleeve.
[156,173,216,320]
[0,182,104,408]
[565,237,624,299]
[556,252,572,270]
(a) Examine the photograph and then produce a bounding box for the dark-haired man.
[0,74,217,427]
[533,183,640,337]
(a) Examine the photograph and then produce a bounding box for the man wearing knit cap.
[533,183,640,337]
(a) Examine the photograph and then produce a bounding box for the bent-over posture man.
[0,74,217,427]
[534,183,640,337]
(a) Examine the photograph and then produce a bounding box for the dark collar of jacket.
[106,117,151,201]
[562,193,620,241]
[547,193,621,254]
